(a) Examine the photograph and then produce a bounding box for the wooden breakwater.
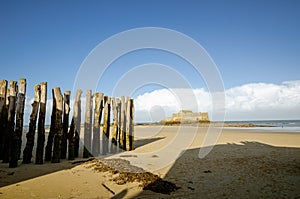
[0,79,134,168]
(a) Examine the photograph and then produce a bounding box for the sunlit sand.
[0,126,299,198]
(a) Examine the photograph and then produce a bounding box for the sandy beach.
[0,126,299,198]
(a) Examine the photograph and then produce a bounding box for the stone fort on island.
[163,110,210,123]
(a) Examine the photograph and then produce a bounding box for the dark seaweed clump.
[85,159,180,194]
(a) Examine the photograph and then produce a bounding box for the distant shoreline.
[21,119,300,131]
[136,122,273,128]
[136,119,300,128]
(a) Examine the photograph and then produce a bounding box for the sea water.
[225,120,300,127]
[224,120,300,132]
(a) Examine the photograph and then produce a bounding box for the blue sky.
[0,0,299,122]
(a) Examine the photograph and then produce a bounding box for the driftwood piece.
[83,90,92,158]
[61,90,70,159]
[92,92,103,156]
[36,82,47,164]
[68,89,82,160]
[0,80,7,160]
[102,183,115,195]
[102,96,110,155]
[7,81,17,167]
[23,84,40,164]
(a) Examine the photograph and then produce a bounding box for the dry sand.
[0,126,299,198]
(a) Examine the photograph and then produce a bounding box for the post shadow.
[132,141,300,198]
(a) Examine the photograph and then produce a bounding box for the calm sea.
[225,120,300,127]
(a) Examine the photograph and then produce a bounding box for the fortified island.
[162,110,210,124]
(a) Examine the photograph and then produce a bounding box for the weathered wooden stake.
[130,99,134,150]
[125,97,131,151]
[92,92,103,156]
[111,97,118,146]
[2,87,10,163]
[74,91,82,158]
[119,96,126,150]
[117,98,121,143]
[61,90,70,159]
[110,97,119,153]
[68,89,82,160]
[45,89,57,161]
[15,78,27,160]
[7,81,18,167]
[102,96,110,155]
[0,80,7,116]
[83,90,92,158]
[23,84,40,164]
[0,80,7,160]
[51,87,63,163]
[36,82,47,164]
[67,120,75,160]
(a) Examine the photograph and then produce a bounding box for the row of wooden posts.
[0,79,134,168]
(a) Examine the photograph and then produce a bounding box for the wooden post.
[110,97,119,153]
[23,84,40,163]
[130,99,134,150]
[7,81,17,167]
[125,97,131,151]
[51,87,63,163]
[117,98,121,143]
[0,80,7,117]
[83,90,92,158]
[45,89,57,161]
[67,120,75,160]
[15,78,27,160]
[92,92,103,156]
[0,80,7,160]
[68,89,82,160]
[102,96,110,155]
[74,90,82,158]
[61,90,70,159]
[111,97,119,146]
[36,82,47,164]
[119,96,126,150]
[2,87,10,163]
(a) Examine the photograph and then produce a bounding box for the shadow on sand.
[0,136,165,187]
[133,141,300,198]
[134,137,165,149]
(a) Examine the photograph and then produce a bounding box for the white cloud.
[134,80,300,121]
[135,88,213,122]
